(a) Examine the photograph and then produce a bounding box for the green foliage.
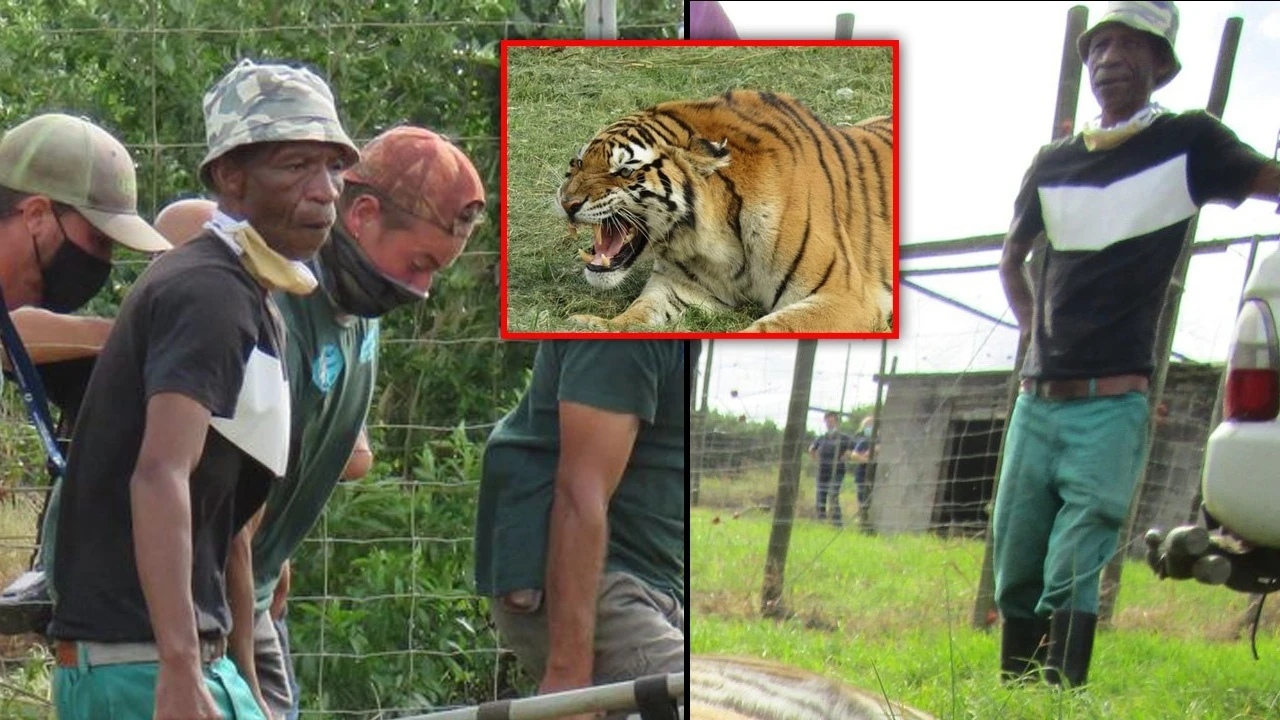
[0,0,679,716]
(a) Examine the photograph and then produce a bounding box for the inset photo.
[500,40,898,338]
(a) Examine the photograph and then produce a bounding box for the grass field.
[503,44,894,333]
[692,503,1280,719]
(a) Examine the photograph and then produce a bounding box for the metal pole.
[699,340,715,414]
[692,340,714,507]
[762,340,818,618]
[838,342,852,420]
[865,353,894,489]
[1099,15,1243,625]
[972,4,1089,630]
[584,0,618,40]
[835,13,855,39]
[398,673,685,720]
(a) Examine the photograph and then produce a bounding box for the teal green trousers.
[992,390,1149,619]
[54,653,265,720]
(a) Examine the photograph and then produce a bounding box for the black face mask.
[316,223,426,319]
[34,225,112,313]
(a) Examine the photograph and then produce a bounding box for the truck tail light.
[1224,299,1280,422]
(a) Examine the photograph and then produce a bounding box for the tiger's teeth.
[578,248,593,263]
[601,255,612,268]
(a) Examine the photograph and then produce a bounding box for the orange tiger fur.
[556,89,894,333]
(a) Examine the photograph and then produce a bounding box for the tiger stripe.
[556,89,894,332]
[690,656,937,720]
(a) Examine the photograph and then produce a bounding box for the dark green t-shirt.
[473,340,686,606]
[250,284,378,614]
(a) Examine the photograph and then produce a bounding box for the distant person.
[688,1,739,39]
[807,411,854,527]
[849,415,876,530]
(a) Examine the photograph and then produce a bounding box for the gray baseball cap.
[0,114,171,252]
[198,59,360,186]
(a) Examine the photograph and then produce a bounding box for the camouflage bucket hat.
[344,126,486,238]
[0,114,170,252]
[198,59,360,186]
[1077,1,1182,89]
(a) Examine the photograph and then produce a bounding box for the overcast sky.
[695,1,1280,431]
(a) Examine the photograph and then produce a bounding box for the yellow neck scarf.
[1081,104,1168,152]
[206,212,318,295]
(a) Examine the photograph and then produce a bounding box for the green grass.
[504,44,893,333]
[692,506,1280,719]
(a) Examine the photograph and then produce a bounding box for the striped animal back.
[690,656,936,720]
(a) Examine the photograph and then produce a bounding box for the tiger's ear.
[682,136,732,176]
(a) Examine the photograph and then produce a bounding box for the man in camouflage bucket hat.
[199,58,359,187]
[994,0,1280,690]
[47,58,356,720]
[146,125,486,720]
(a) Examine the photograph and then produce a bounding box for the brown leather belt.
[55,637,226,669]
[1021,374,1149,401]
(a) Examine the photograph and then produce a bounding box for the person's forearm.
[131,464,200,667]
[228,524,268,714]
[8,308,112,366]
[544,474,609,684]
[999,261,1034,331]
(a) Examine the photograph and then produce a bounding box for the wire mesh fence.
[0,1,682,718]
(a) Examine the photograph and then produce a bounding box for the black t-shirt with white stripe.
[1008,111,1270,380]
[49,231,290,643]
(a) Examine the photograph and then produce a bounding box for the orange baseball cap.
[344,126,486,238]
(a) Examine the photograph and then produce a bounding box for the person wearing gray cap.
[0,112,172,638]
[46,58,358,720]
[0,113,169,371]
[994,1,1280,690]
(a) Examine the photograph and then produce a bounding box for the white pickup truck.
[1146,246,1280,597]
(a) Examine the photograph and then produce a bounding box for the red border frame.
[499,38,901,340]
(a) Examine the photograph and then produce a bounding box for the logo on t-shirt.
[313,344,344,394]
[359,323,379,364]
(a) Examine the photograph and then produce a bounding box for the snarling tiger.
[690,656,936,720]
[556,89,894,333]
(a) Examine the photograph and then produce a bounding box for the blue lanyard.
[0,288,66,480]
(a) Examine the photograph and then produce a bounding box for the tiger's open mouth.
[576,217,648,273]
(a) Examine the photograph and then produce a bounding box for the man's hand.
[340,427,373,481]
[154,659,223,720]
[271,560,291,621]
[536,675,603,720]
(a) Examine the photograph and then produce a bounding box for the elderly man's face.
[1086,24,1168,119]
[216,141,348,261]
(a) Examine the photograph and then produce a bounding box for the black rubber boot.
[1000,616,1050,684]
[1044,609,1097,689]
